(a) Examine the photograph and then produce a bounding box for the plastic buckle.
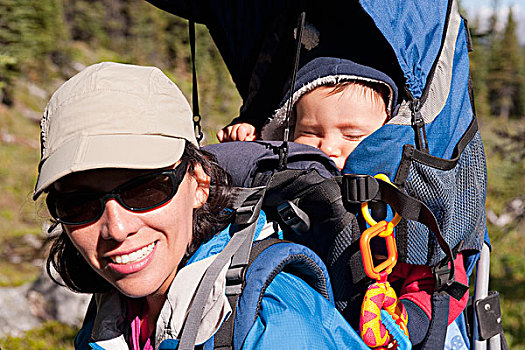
[432,263,452,291]
[276,201,310,234]
[432,241,464,292]
[225,265,247,295]
[342,174,379,205]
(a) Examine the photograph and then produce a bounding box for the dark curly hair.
[46,141,234,293]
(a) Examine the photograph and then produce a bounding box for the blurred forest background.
[0,0,523,348]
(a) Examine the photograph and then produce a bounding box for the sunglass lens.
[52,194,102,224]
[120,174,174,210]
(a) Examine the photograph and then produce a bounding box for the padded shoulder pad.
[203,141,340,187]
[233,239,333,349]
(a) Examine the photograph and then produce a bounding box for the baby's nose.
[319,139,341,157]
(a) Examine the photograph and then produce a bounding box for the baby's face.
[294,85,388,170]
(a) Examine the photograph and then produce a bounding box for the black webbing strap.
[278,11,306,171]
[419,294,450,350]
[341,175,468,300]
[213,239,283,350]
[189,20,203,144]
[376,179,468,299]
[178,187,266,350]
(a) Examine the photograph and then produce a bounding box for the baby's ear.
[191,163,210,209]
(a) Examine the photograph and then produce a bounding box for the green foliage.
[468,5,525,120]
[479,115,525,348]
[0,54,17,104]
[0,321,77,349]
[0,0,71,102]
[468,16,491,118]
[486,8,524,119]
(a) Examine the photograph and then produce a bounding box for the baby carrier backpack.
[174,180,367,350]
[147,0,506,349]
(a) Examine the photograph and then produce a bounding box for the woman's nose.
[99,199,137,241]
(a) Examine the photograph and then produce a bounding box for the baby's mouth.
[110,242,157,264]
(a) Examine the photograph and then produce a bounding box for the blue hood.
[262,57,399,140]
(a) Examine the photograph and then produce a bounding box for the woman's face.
[54,162,210,299]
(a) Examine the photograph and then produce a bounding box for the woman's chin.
[113,278,162,299]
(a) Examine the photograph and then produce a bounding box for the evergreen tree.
[0,0,240,128]
[487,7,523,119]
[468,15,491,118]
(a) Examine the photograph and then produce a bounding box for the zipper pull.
[411,98,429,153]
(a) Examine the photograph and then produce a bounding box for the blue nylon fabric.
[157,337,215,349]
[158,339,178,349]
[342,123,411,179]
[186,211,268,266]
[342,20,473,177]
[241,271,369,350]
[233,242,334,348]
[425,20,472,158]
[359,0,448,98]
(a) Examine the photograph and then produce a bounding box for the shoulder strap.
[216,239,332,350]
[178,186,266,350]
[213,238,283,350]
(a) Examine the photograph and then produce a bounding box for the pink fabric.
[127,299,154,350]
[389,253,469,325]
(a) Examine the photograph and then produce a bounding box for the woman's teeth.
[111,242,156,264]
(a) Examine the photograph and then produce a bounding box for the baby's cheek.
[342,141,360,158]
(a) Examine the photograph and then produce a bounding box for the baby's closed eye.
[342,133,367,142]
[295,128,322,138]
[302,130,321,136]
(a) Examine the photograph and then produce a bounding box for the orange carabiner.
[359,174,402,281]
[360,221,398,280]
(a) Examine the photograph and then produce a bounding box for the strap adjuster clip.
[342,174,379,205]
[276,200,310,234]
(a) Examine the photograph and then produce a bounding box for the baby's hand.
[217,123,257,142]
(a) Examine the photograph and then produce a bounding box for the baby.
[218,57,469,345]
[217,57,396,170]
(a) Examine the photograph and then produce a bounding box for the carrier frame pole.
[473,243,500,350]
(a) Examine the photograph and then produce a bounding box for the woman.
[33,62,367,349]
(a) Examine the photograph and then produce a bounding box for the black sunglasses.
[46,159,188,226]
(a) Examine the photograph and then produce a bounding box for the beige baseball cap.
[33,62,198,200]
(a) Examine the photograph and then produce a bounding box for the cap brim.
[33,134,185,199]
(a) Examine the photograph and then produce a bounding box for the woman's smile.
[106,241,158,275]
[109,241,157,265]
